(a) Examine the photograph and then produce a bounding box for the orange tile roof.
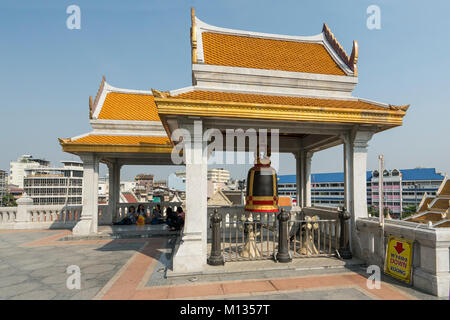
[122,192,138,203]
[201,32,346,76]
[67,135,171,145]
[172,90,388,111]
[97,92,161,121]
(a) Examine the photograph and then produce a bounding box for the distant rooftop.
[278,168,445,184]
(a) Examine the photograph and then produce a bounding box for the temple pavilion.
[405,176,450,227]
[59,8,409,273]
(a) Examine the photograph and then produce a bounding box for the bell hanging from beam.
[245,145,279,213]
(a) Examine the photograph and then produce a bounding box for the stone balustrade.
[0,203,83,230]
[0,199,184,230]
[356,217,450,297]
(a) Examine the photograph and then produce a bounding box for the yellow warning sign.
[384,236,413,284]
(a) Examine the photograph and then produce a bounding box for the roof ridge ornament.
[322,23,358,76]
[151,89,170,98]
[191,7,197,64]
[89,96,93,119]
[91,76,106,118]
[389,104,410,112]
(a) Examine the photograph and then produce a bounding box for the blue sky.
[1,0,449,181]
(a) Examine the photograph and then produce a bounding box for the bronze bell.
[245,151,279,213]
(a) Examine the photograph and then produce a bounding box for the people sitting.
[136,204,146,217]
[165,206,185,231]
[114,205,137,225]
[150,204,164,225]
[136,204,146,226]
[176,206,185,228]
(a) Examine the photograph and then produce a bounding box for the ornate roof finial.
[322,23,358,77]
[89,96,93,119]
[91,75,106,118]
[191,7,197,64]
[151,89,169,98]
[349,40,359,76]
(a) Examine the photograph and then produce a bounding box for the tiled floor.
[0,229,442,300]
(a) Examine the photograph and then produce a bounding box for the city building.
[207,168,230,183]
[98,176,108,204]
[0,170,7,206]
[23,161,83,205]
[120,181,136,193]
[278,168,445,216]
[178,168,231,197]
[175,168,230,183]
[134,174,154,202]
[153,180,167,188]
[7,184,23,200]
[9,155,50,188]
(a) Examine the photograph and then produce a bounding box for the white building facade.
[23,161,83,205]
[9,155,50,188]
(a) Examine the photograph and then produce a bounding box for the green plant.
[2,193,17,207]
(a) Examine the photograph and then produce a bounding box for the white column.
[172,120,208,273]
[342,133,353,249]
[349,130,374,257]
[294,151,303,207]
[342,133,352,212]
[105,160,120,225]
[304,151,314,207]
[73,153,99,236]
[112,161,121,223]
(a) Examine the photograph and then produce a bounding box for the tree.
[2,193,17,207]
[368,206,390,218]
[401,205,417,220]
[368,205,378,217]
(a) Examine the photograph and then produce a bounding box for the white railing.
[28,205,82,223]
[0,204,82,230]
[0,207,17,224]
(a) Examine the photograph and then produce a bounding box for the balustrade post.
[207,209,224,266]
[15,193,33,224]
[338,206,352,259]
[276,208,292,263]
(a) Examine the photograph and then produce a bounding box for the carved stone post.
[276,208,292,263]
[338,206,352,259]
[207,209,224,266]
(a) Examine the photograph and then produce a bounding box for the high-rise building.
[175,168,230,184]
[278,168,445,217]
[0,170,7,206]
[23,161,83,205]
[207,168,231,184]
[9,155,50,188]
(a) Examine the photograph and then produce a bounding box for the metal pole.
[207,209,224,265]
[379,155,384,224]
[378,155,385,267]
[276,208,292,263]
[338,206,352,259]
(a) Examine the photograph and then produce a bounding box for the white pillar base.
[72,219,96,236]
[172,232,205,273]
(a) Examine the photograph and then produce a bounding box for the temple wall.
[356,217,450,297]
